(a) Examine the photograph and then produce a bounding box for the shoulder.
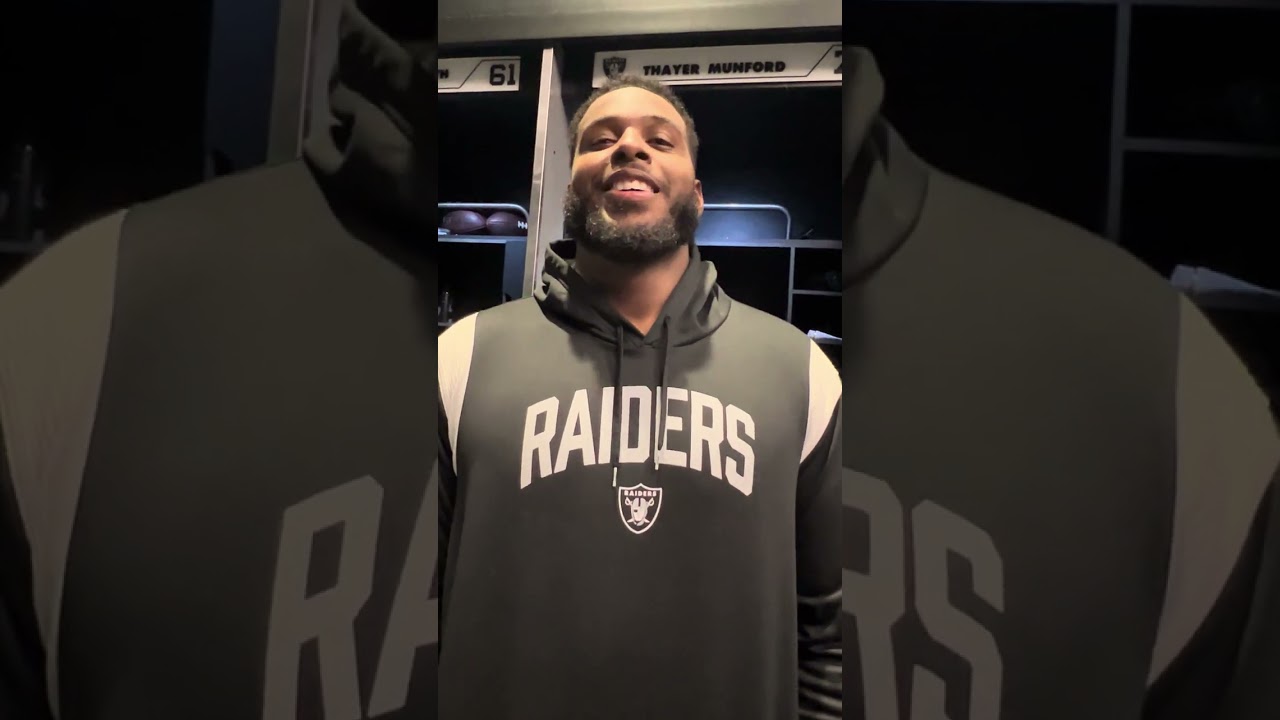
[438,299,542,396]
[927,171,1175,301]
[721,299,818,355]
[918,170,1276,441]
[0,159,326,467]
[725,300,808,339]
[905,170,1185,364]
[437,312,478,388]
[130,160,316,221]
[0,213,127,628]
[438,299,540,356]
[717,299,840,397]
[117,161,322,258]
[0,209,126,380]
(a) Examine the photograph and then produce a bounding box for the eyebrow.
[581,115,682,136]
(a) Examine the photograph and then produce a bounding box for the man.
[844,46,1280,719]
[0,2,437,718]
[437,75,843,719]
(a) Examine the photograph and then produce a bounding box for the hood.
[843,46,930,287]
[303,0,436,235]
[535,239,731,485]
[536,241,730,348]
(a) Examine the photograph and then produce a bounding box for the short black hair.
[568,75,700,169]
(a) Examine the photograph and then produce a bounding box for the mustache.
[562,188,699,231]
[562,186,701,265]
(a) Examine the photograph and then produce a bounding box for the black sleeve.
[1143,299,1280,720]
[1144,466,1280,720]
[1215,463,1280,719]
[0,420,55,720]
[796,401,842,719]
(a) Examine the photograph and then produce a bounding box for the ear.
[693,179,704,216]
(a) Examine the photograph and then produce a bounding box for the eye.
[590,137,615,148]
[650,138,673,148]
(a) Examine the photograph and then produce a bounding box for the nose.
[610,127,651,164]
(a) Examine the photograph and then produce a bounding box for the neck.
[575,246,690,336]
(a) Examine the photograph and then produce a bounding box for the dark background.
[437,44,545,211]
[847,0,1280,287]
[1,0,213,254]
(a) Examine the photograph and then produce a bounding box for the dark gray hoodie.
[844,46,1280,720]
[438,239,843,719]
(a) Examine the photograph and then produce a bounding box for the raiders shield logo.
[618,484,662,534]
[602,56,627,78]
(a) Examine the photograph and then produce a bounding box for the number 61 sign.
[438,57,522,94]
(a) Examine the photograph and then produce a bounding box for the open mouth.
[604,172,659,200]
[608,185,656,200]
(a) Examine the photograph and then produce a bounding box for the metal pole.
[1105,0,1132,242]
[525,47,572,298]
[266,0,319,163]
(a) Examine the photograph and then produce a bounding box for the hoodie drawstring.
[611,325,624,487]
[652,317,671,471]
[611,318,672,487]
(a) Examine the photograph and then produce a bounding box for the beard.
[563,187,701,265]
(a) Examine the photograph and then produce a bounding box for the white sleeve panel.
[438,313,478,472]
[802,341,842,464]
[1147,297,1280,686]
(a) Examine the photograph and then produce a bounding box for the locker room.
[435,14,844,369]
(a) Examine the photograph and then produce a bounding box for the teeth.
[611,178,652,192]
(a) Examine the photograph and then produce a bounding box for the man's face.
[564,86,704,265]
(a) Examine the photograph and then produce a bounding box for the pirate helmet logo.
[602,56,627,78]
[618,483,662,534]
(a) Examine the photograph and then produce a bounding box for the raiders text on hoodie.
[0,3,437,718]
[843,46,1280,720]
[438,242,843,719]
